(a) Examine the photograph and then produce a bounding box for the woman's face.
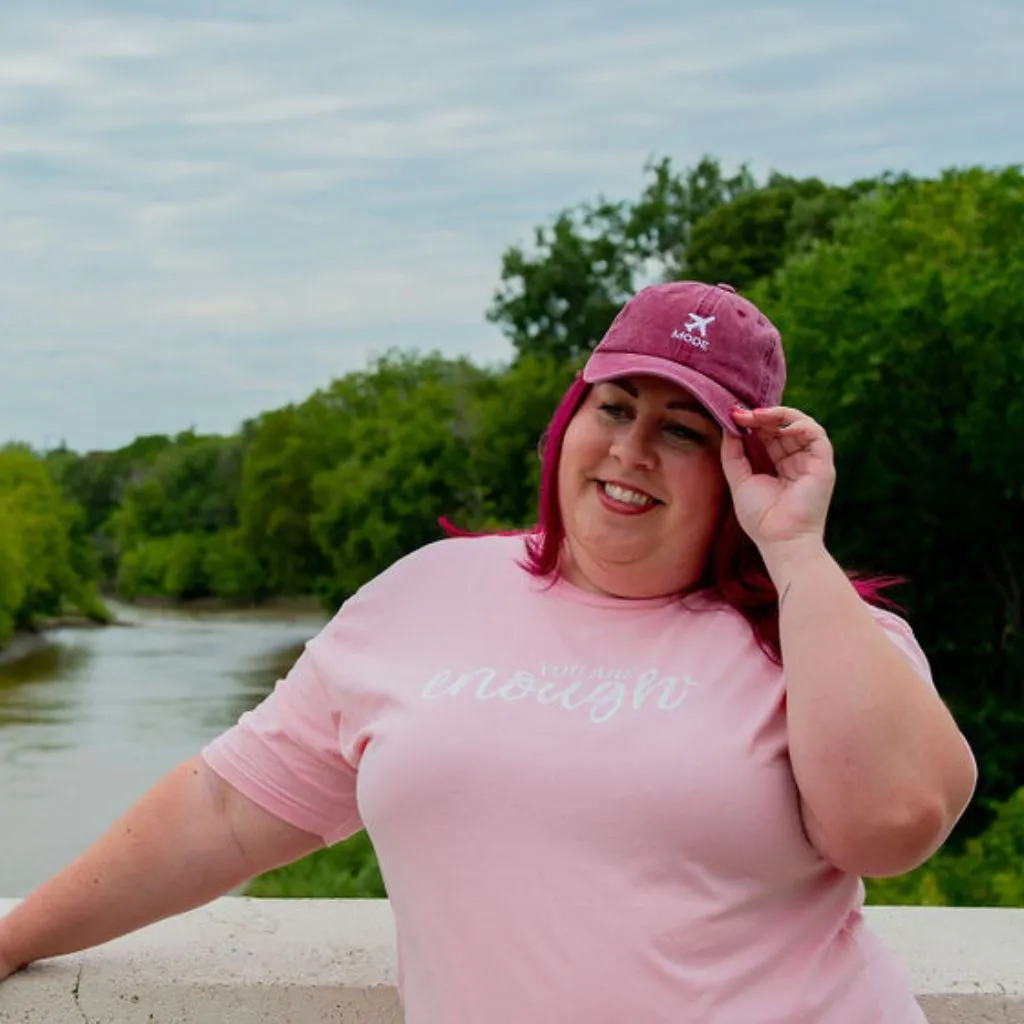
[557,376,728,599]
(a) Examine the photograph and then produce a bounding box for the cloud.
[0,0,1022,449]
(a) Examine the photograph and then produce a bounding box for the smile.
[597,480,661,513]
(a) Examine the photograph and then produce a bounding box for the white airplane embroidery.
[684,313,716,337]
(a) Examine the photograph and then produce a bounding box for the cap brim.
[581,351,745,436]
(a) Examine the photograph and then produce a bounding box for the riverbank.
[0,632,49,667]
[124,594,323,614]
[0,595,324,668]
[117,594,327,624]
[0,613,121,668]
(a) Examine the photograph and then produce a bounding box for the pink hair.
[445,377,900,665]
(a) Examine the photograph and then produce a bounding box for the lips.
[596,479,661,514]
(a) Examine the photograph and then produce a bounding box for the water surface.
[0,602,326,897]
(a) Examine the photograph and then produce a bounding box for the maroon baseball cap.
[581,281,786,436]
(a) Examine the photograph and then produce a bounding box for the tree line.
[0,446,109,649]
[2,157,1022,905]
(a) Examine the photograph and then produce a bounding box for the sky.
[1,0,1021,453]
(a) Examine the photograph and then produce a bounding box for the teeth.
[603,482,654,507]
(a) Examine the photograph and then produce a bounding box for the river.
[0,602,327,898]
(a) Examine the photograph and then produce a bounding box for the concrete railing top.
[0,898,1022,1023]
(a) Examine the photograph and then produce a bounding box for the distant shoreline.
[0,631,49,667]
[124,594,323,614]
[0,615,110,668]
[0,595,325,667]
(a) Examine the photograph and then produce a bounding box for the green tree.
[110,435,244,548]
[203,529,264,603]
[310,353,490,606]
[489,156,756,362]
[685,174,880,292]
[104,434,248,601]
[46,435,175,582]
[627,155,758,279]
[0,501,28,646]
[238,402,346,596]
[465,353,578,528]
[0,446,108,644]
[753,166,1024,832]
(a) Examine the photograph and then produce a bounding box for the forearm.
[764,541,976,876]
[0,758,257,971]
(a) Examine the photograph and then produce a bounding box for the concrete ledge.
[0,899,400,1023]
[1,899,1022,1022]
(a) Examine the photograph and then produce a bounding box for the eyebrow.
[607,378,717,423]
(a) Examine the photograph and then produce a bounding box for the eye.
[597,402,631,420]
[663,422,707,445]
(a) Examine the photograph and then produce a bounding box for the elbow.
[816,742,978,878]
[818,799,956,879]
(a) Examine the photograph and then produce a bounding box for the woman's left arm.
[763,538,975,877]
[724,407,977,878]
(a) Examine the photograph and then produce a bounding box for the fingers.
[730,406,834,478]
[731,407,826,448]
[731,406,816,433]
[719,432,753,490]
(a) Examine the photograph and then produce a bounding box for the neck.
[559,542,696,601]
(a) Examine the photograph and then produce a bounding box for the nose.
[610,422,655,470]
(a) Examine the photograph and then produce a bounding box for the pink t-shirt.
[202,535,936,1023]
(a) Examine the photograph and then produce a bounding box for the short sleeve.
[869,604,979,781]
[201,637,363,847]
[868,605,934,687]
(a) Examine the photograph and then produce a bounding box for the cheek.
[558,420,596,489]
[555,441,581,517]
[672,456,728,525]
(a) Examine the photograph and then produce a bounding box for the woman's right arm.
[0,755,324,981]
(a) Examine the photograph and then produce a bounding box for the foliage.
[45,435,174,535]
[202,529,265,603]
[0,446,110,645]
[309,353,491,604]
[243,830,385,898]
[685,173,879,292]
[46,435,178,581]
[488,156,757,362]
[464,353,578,528]
[867,787,1024,907]
[110,434,244,547]
[0,501,27,644]
[238,402,346,597]
[751,166,1024,831]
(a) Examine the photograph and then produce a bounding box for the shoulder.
[374,532,527,584]
[326,532,530,618]
[865,604,934,685]
[680,593,933,683]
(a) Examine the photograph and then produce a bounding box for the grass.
[245,830,386,898]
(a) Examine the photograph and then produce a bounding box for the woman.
[0,282,976,1022]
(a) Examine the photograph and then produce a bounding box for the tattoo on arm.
[779,583,792,611]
